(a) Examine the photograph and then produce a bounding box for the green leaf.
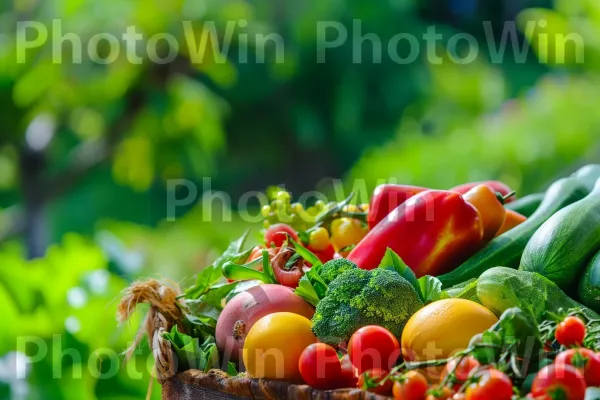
[184,313,218,339]
[418,275,442,304]
[162,326,220,372]
[293,259,328,306]
[287,236,322,267]
[378,248,422,299]
[297,230,310,245]
[185,231,252,299]
[188,281,240,310]
[227,362,239,376]
[222,260,274,283]
[294,274,321,307]
[262,250,277,283]
[314,192,355,225]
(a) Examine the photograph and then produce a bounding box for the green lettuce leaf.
[162,326,220,372]
[418,275,442,304]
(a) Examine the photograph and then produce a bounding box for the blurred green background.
[1,0,600,398]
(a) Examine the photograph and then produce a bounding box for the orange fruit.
[242,312,317,382]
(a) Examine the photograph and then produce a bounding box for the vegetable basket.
[116,168,600,400]
[118,280,387,400]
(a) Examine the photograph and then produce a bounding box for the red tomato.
[531,364,586,400]
[358,368,394,396]
[555,316,586,347]
[440,356,481,389]
[555,348,600,387]
[348,325,400,374]
[465,368,513,400]
[264,223,298,247]
[298,343,345,390]
[426,385,454,400]
[392,370,429,400]
[339,354,358,388]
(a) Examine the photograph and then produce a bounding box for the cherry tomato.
[555,348,600,387]
[264,223,298,247]
[358,368,394,396]
[392,370,429,400]
[451,394,466,400]
[465,368,513,400]
[308,227,331,252]
[330,217,367,252]
[298,343,345,390]
[339,354,359,388]
[426,385,454,400]
[555,316,586,348]
[531,364,586,400]
[440,356,481,389]
[348,325,400,374]
[270,246,306,288]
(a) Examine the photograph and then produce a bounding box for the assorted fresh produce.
[157,165,600,400]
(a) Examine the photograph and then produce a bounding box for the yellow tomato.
[330,217,367,252]
[243,312,317,382]
[308,227,330,252]
[402,299,497,362]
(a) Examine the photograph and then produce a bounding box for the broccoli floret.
[319,258,358,285]
[312,268,424,345]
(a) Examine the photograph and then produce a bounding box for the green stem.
[222,258,276,284]
[497,191,517,204]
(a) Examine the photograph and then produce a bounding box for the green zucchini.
[572,164,600,192]
[502,165,600,218]
[438,177,588,288]
[580,250,600,312]
[505,193,544,217]
[520,179,600,290]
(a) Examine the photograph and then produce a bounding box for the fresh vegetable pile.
[155,165,600,400]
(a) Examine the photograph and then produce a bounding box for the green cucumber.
[505,193,544,217]
[572,164,600,192]
[580,250,600,312]
[502,165,600,218]
[438,177,588,288]
[520,178,600,290]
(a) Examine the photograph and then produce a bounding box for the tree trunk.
[20,148,48,259]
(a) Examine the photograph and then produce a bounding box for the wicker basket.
[118,280,388,400]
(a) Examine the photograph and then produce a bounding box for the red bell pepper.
[348,190,483,276]
[367,184,428,229]
[450,181,515,203]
